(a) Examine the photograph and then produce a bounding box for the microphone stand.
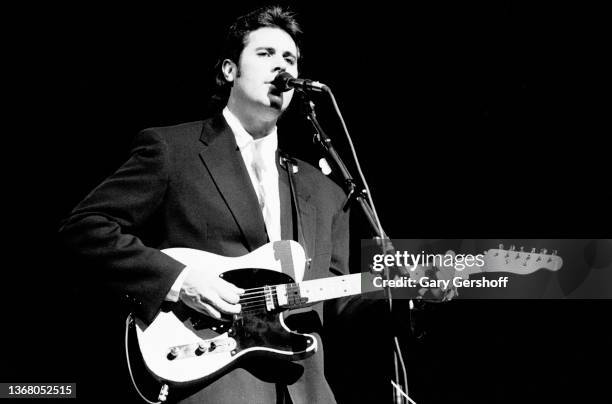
[303,100,380,233]
[300,95,411,404]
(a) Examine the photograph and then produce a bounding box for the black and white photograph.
[2,1,610,403]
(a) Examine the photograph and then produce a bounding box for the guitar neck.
[278,247,563,308]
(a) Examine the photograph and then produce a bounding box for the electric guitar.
[128,240,562,395]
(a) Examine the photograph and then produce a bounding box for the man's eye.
[258,51,271,57]
[285,57,296,65]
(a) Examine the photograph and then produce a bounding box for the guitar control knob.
[209,341,217,352]
[195,342,207,356]
[167,347,179,360]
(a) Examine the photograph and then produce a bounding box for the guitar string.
[239,287,300,301]
[240,297,303,308]
[240,297,283,308]
[239,288,306,305]
[195,288,324,315]
[239,284,299,295]
[239,290,281,301]
[238,287,300,302]
[239,283,346,306]
[241,299,308,311]
[239,291,306,310]
[240,289,282,297]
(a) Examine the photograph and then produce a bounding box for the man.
[60,6,351,404]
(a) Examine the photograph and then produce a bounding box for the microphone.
[271,72,328,93]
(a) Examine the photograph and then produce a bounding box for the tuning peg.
[498,243,504,250]
[552,249,558,256]
[515,246,522,258]
[520,246,524,252]
[531,248,536,253]
[509,245,516,251]
[540,248,548,255]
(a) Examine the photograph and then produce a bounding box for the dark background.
[3,1,610,403]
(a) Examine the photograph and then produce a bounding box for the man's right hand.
[179,267,245,319]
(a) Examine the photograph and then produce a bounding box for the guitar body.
[130,241,317,388]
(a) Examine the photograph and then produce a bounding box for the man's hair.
[211,5,302,107]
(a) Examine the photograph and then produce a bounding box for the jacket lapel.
[198,115,268,251]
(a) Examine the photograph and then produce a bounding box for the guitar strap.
[279,152,311,272]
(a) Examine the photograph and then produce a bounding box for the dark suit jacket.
[59,114,350,404]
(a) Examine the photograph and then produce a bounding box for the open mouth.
[268,84,283,97]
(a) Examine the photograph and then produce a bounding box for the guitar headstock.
[482,244,563,275]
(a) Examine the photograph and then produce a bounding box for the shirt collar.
[222,107,278,153]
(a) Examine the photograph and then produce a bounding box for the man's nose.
[272,56,290,72]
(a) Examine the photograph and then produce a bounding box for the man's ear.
[221,59,237,83]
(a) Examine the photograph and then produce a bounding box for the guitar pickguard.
[132,267,316,387]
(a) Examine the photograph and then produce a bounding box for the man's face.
[228,27,299,116]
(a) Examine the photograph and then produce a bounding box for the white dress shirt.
[222,107,281,243]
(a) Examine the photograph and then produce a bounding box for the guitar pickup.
[264,286,275,311]
[274,284,308,308]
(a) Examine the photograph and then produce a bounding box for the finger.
[180,291,224,319]
[209,296,242,315]
[188,298,223,320]
[182,295,219,318]
[216,280,244,304]
[222,278,245,295]
[201,302,222,319]
[217,276,244,295]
